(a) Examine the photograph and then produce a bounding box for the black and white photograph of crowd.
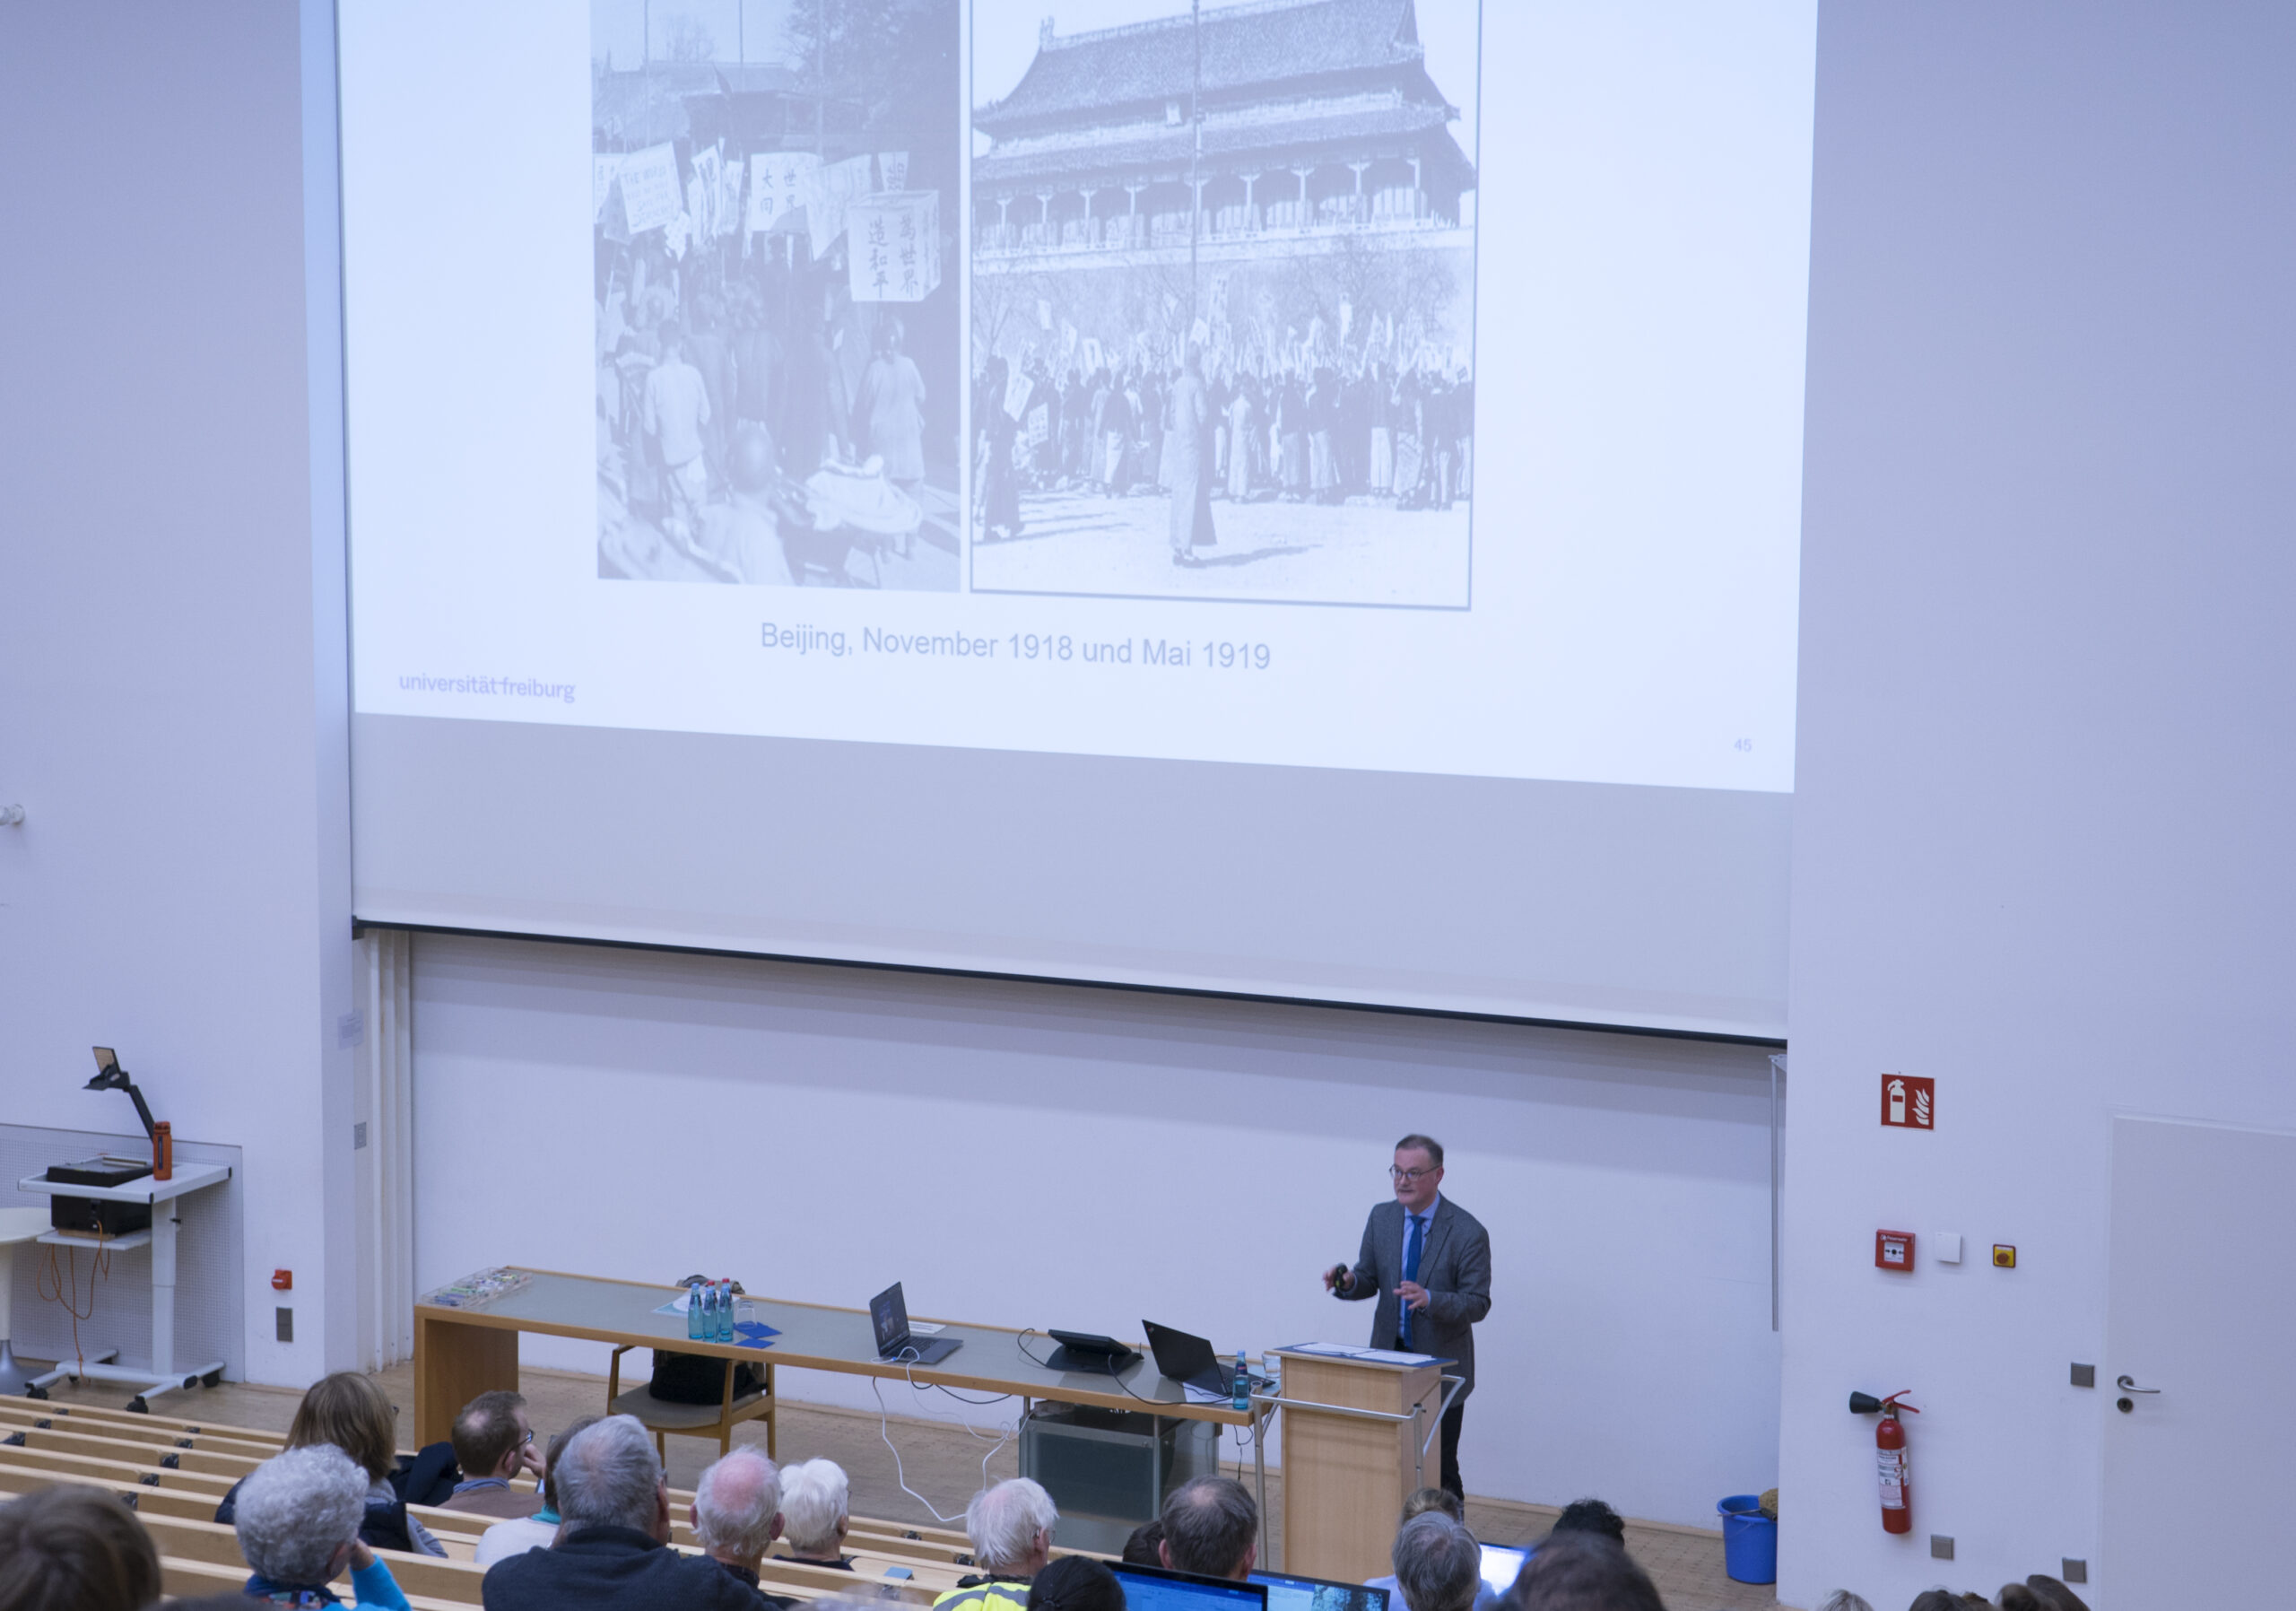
[594,0,960,588]
[970,0,1479,607]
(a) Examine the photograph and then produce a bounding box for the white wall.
[411,932,1780,1527]
[1781,4,2296,1607]
[0,2,358,1382]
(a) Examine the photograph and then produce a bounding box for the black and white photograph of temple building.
[970,0,1478,606]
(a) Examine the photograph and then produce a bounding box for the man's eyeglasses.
[1389,1165,1439,1183]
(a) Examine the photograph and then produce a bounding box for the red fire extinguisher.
[1849,1390,1918,1533]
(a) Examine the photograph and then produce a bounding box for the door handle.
[2115,1375,2160,1394]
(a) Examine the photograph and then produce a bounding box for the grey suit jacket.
[1335,1197,1492,1398]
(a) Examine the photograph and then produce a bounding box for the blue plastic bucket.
[1717,1494,1777,1584]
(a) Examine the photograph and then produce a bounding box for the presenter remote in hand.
[1321,1134,1491,1497]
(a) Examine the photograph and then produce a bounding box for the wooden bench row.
[2,1466,952,1608]
[0,1398,979,1555]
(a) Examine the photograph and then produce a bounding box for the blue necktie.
[1399,1213,1426,1347]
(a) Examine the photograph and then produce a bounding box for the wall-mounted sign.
[1882,1073,1935,1130]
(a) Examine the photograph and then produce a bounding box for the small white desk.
[13,1163,232,1410]
[0,1207,51,1393]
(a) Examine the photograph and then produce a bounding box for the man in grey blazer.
[1323,1134,1492,1496]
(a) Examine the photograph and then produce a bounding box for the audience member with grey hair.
[1159,1475,1258,1581]
[481,1415,755,1611]
[778,1458,855,1567]
[933,1478,1057,1611]
[1814,1593,1874,1611]
[690,1447,794,1607]
[234,1444,412,1608]
[1392,1513,1483,1611]
[1501,1532,1662,1611]
[1363,1490,1501,1611]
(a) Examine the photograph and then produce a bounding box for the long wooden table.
[414,1268,1271,1538]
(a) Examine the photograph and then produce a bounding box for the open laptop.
[870,1282,961,1366]
[1142,1319,1271,1398]
[1478,1544,1530,1595]
[1251,1570,1388,1611]
[1113,1563,1268,1611]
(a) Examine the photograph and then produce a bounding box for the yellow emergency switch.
[1992,1243,2017,1268]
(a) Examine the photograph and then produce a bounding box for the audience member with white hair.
[777,1458,856,1569]
[691,1446,796,1607]
[232,1443,413,1609]
[479,1415,757,1610]
[933,1477,1059,1611]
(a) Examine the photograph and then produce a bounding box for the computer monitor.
[1479,1544,1530,1596]
[1250,1569,1389,1611]
[1112,1562,1270,1611]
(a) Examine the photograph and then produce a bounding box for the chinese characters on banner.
[747,150,822,235]
[876,151,909,190]
[846,191,941,303]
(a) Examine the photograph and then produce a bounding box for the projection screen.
[340,0,1815,1037]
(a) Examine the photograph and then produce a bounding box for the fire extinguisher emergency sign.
[1881,1074,1935,1129]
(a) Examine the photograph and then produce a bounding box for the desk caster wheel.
[126,1396,149,1415]
[201,1370,222,1389]
[24,1386,47,1400]
[182,1375,200,1391]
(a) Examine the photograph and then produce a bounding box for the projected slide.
[342,0,1813,794]
[340,0,1814,1032]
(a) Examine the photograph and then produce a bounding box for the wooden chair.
[606,1345,775,1461]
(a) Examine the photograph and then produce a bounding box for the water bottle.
[716,1281,735,1343]
[687,1280,706,1340]
[1232,1349,1249,1412]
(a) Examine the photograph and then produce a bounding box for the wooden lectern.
[1271,1347,1451,1581]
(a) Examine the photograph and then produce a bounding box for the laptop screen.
[1113,1564,1269,1611]
[1250,1572,1389,1611]
[1479,1545,1529,1595]
[869,1283,908,1354]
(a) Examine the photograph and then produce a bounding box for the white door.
[2102,1116,2296,1605]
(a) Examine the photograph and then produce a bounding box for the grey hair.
[553,1415,664,1537]
[1816,1597,1875,1611]
[965,1477,1058,1573]
[695,1446,781,1560]
[1159,1475,1258,1579]
[1393,1513,1482,1611]
[778,1457,851,1555]
[234,1443,367,1586]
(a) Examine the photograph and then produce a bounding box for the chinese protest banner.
[846,190,940,303]
[747,151,822,235]
[614,143,683,235]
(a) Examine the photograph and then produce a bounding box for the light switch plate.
[275,1307,294,1344]
[1935,1233,1963,1264]
[2071,1363,2096,1389]
[2062,1559,2087,1584]
[1930,1536,1954,1560]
